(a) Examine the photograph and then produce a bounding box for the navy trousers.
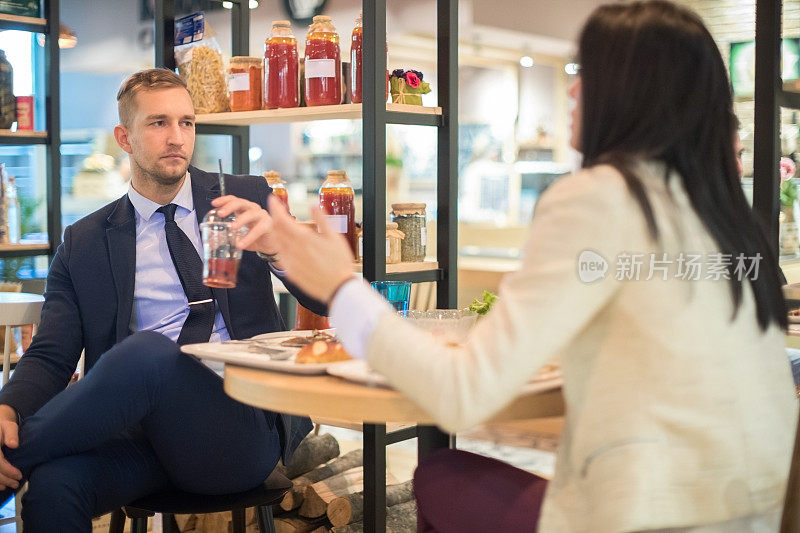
[5,331,282,532]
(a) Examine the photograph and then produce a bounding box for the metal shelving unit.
[0,1,60,261]
[154,1,457,530]
[155,0,458,533]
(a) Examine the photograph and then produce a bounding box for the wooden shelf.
[353,260,439,274]
[196,103,442,127]
[0,13,46,32]
[0,243,49,257]
[0,130,47,145]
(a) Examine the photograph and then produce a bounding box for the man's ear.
[114,124,133,155]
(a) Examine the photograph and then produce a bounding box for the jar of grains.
[391,203,426,262]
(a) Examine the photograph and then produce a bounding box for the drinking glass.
[200,209,246,289]
[370,280,412,312]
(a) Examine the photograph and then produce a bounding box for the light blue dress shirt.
[127,173,229,373]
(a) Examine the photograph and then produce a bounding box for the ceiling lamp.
[58,25,77,49]
[519,55,534,68]
[36,24,77,49]
[223,1,259,8]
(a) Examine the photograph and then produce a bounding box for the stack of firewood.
[174,433,417,532]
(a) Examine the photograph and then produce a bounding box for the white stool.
[0,292,44,385]
[0,292,43,531]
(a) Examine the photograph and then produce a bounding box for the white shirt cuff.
[269,264,287,277]
[330,278,394,360]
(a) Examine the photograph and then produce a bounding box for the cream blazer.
[366,162,798,532]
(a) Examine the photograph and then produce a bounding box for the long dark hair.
[578,0,786,331]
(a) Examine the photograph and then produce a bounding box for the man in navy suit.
[0,69,321,531]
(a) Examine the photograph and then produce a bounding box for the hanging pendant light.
[36,24,77,49]
[58,25,77,49]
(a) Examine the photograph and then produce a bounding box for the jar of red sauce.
[304,15,341,106]
[319,169,357,255]
[228,56,263,112]
[294,305,330,331]
[349,12,389,104]
[264,170,289,211]
[264,20,299,109]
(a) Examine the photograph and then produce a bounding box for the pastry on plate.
[296,340,352,364]
[280,330,336,348]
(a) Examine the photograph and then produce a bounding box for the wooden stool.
[108,468,291,533]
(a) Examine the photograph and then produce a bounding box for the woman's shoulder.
[542,163,634,210]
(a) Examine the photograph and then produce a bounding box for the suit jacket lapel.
[105,196,137,343]
[190,166,234,338]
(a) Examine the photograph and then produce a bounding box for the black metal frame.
[753,0,800,254]
[752,0,782,252]
[45,0,61,255]
[195,124,251,175]
[153,1,459,531]
[0,0,61,260]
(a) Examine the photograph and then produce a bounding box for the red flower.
[405,72,421,88]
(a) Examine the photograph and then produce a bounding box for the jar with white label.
[391,203,427,262]
[357,223,405,264]
[304,15,341,106]
[320,170,356,255]
[228,56,263,111]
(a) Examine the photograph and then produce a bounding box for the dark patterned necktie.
[157,203,216,345]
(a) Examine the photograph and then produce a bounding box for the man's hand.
[211,195,285,268]
[0,405,22,490]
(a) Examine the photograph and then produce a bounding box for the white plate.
[182,329,338,375]
[326,360,391,387]
[326,360,563,390]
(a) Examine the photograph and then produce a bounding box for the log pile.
[173,433,417,532]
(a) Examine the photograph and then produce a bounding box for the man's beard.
[134,156,189,187]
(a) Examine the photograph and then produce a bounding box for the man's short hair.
[117,68,188,126]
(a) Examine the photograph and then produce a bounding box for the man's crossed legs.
[5,331,281,532]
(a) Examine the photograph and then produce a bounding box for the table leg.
[363,423,387,533]
[417,426,452,460]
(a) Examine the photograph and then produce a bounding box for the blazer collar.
[105,195,136,342]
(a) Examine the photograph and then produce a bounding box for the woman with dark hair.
[216,1,797,531]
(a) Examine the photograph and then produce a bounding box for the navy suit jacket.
[0,166,320,463]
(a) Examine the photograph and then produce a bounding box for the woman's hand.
[268,196,355,304]
[211,194,279,255]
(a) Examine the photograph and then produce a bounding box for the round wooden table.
[223,364,564,533]
[224,365,565,424]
